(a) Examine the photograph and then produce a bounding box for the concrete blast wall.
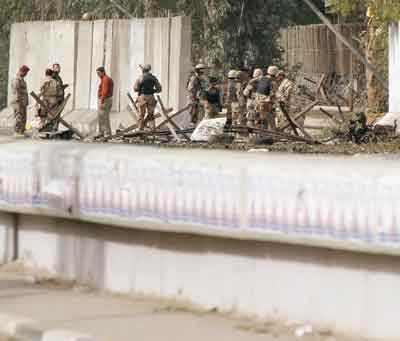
[377,22,400,127]
[7,18,192,127]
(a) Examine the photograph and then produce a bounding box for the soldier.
[254,68,275,130]
[133,64,162,131]
[10,65,30,136]
[224,70,239,130]
[52,63,69,105]
[235,71,247,126]
[187,64,206,126]
[96,66,114,138]
[243,68,263,128]
[38,69,59,131]
[276,70,295,126]
[203,76,222,119]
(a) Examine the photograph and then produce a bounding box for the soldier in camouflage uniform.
[52,63,69,106]
[10,65,30,136]
[134,64,162,131]
[275,70,295,126]
[254,66,278,130]
[235,71,247,126]
[187,64,206,126]
[243,68,263,128]
[38,69,59,131]
[224,70,240,130]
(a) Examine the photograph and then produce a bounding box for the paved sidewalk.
[0,272,360,341]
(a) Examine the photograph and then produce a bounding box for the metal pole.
[301,0,388,91]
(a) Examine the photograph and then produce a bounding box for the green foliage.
[333,0,400,22]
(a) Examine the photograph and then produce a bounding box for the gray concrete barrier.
[0,140,399,339]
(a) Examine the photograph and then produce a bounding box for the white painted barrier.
[377,22,400,128]
[0,140,399,257]
[1,141,400,339]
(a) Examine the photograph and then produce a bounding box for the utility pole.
[301,0,388,91]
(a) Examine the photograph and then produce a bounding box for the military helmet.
[141,64,152,72]
[253,68,263,78]
[195,64,207,70]
[276,70,285,77]
[267,66,279,77]
[228,70,237,79]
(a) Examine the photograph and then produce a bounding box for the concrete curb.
[0,313,93,341]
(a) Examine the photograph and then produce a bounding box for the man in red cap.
[10,65,30,136]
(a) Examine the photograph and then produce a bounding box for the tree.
[333,0,400,112]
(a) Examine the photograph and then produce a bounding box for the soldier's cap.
[140,64,152,72]
[267,66,279,77]
[195,64,207,70]
[20,65,30,73]
[96,66,106,73]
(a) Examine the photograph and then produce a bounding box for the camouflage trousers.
[138,94,157,130]
[13,105,27,134]
[98,97,113,136]
[188,94,200,124]
[230,102,246,125]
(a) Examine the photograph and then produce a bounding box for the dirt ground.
[118,138,400,155]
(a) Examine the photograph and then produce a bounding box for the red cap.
[19,65,30,73]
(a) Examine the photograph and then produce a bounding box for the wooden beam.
[278,100,318,131]
[156,96,191,141]
[30,92,85,140]
[279,102,314,141]
[126,92,139,122]
[156,105,190,129]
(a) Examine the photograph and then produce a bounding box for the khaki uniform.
[38,76,59,132]
[243,77,260,127]
[134,72,162,130]
[10,76,29,134]
[226,80,244,126]
[53,73,65,105]
[187,74,202,124]
[40,76,58,112]
[276,78,295,126]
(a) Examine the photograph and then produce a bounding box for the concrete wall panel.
[11,213,400,340]
[6,18,191,131]
[117,20,132,113]
[90,20,106,110]
[48,21,77,112]
[128,20,146,111]
[75,21,93,110]
[169,17,192,125]
[0,212,15,264]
